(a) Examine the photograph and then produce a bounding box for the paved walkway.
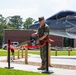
[0,55,76,75]
[14,54,76,66]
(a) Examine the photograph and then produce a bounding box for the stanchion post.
[13,49,15,60]
[48,43,51,66]
[55,46,57,56]
[18,47,20,59]
[46,42,49,72]
[42,42,53,74]
[7,47,8,62]
[68,46,70,56]
[5,40,14,69]
[22,48,23,58]
[8,40,10,68]
[25,44,28,64]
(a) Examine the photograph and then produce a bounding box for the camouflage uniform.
[38,24,49,66]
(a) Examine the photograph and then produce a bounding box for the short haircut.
[38,17,44,22]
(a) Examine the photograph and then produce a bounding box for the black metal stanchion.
[5,40,14,69]
[42,42,53,74]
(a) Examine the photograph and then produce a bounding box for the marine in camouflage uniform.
[38,18,49,70]
[32,17,50,70]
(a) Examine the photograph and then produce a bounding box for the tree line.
[0,14,35,46]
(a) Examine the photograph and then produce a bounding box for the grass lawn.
[0,49,76,56]
[28,50,76,56]
[0,68,47,75]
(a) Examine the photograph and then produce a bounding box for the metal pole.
[8,40,10,68]
[5,40,14,69]
[46,42,49,71]
[42,42,53,74]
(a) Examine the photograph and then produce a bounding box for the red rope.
[25,38,54,48]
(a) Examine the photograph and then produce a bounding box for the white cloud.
[39,0,76,18]
[0,0,76,20]
[0,7,39,20]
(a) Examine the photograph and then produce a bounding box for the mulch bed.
[0,60,76,70]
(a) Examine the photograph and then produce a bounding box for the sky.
[0,0,76,21]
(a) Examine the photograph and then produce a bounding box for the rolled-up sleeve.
[44,26,49,35]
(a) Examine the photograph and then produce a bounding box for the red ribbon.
[25,38,54,48]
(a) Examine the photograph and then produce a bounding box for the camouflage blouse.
[38,24,50,45]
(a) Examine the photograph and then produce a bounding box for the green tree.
[0,15,7,35]
[8,16,23,29]
[0,14,6,47]
[23,17,35,29]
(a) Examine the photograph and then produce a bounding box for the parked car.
[2,42,19,50]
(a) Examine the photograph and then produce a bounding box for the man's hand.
[32,33,36,37]
[32,32,38,37]
[36,39,39,45]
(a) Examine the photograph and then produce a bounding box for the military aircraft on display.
[29,11,76,39]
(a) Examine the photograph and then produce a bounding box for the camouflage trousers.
[40,45,46,66]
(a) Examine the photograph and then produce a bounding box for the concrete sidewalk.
[0,62,76,75]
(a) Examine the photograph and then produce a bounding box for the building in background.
[3,30,75,48]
